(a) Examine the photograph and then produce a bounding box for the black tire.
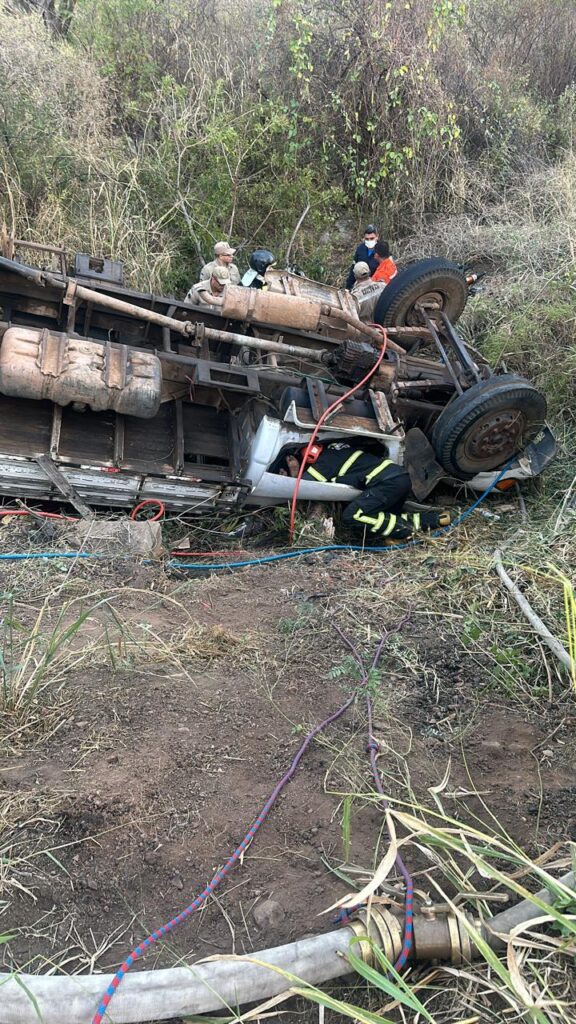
[373,258,468,328]
[431,374,547,478]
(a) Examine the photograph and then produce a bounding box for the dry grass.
[0,343,573,1016]
[0,567,257,966]
[0,2,574,1011]
[0,520,574,1014]
[401,153,576,275]
[0,570,253,754]
[244,488,576,1020]
[0,789,62,908]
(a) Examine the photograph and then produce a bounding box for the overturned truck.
[0,240,556,513]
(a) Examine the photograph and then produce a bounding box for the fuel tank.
[0,327,162,418]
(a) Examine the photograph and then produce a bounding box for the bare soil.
[1,550,574,989]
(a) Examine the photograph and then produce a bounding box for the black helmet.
[249,249,276,276]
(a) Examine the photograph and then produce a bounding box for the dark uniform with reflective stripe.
[302,443,413,539]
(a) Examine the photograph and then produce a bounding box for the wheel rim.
[455,408,527,473]
[405,289,445,326]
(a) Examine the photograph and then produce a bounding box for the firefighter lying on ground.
[278,442,451,541]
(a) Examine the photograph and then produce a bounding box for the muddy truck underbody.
[0,240,555,513]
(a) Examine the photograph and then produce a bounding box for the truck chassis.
[0,239,555,513]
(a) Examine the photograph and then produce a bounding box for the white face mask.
[364,239,376,249]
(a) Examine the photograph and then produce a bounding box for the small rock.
[85,878,98,891]
[253,898,285,929]
[171,874,184,890]
[144,850,160,866]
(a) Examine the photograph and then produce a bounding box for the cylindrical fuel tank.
[221,285,322,332]
[0,327,162,418]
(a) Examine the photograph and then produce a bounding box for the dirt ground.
[1,546,574,1004]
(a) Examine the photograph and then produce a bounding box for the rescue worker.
[200,241,241,285]
[371,240,397,285]
[241,249,276,289]
[351,261,386,322]
[185,265,230,307]
[345,224,379,289]
[278,441,450,541]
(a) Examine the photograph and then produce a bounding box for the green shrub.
[1,0,575,298]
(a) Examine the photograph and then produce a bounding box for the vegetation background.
[1,4,575,1016]
[0,0,575,424]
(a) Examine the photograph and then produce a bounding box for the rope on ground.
[91,692,356,1024]
[0,463,515,567]
[0,551,97,561]
[333,620,414,970]
[129,499,165,521]
[91,621,412,1024]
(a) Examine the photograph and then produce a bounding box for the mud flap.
[404,427,447,500]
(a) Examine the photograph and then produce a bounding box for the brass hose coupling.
[348,903,478,966]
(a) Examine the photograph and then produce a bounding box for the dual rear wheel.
[372,258,546,478]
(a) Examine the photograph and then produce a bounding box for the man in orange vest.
[371,240,397,285]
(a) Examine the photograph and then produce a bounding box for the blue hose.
[171,545,395,570]
[170,461,514,571]
[0,551,97,561]
[0,462,513,568]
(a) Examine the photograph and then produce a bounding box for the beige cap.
[214,241,236,257]
[211,265,231,284]
[353,261,371,280]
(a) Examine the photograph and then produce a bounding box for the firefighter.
[279,442,450,540]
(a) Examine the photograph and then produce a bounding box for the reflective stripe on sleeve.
[305,466,328,482]
[333,449,364,480]
[364,459,393,484]
[401,512,421,529]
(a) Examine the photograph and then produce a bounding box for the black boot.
[415,510,451,530]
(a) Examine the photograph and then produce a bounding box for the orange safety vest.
[372,257,398,284]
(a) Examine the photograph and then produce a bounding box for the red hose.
[0,509,78,521]
[288,329,388,543]
[129,499,165,522]
[0,502,167,523]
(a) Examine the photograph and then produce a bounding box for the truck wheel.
[431,375,547,478]
[373,258,468,328]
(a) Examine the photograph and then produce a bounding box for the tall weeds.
[1,0,575,289]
